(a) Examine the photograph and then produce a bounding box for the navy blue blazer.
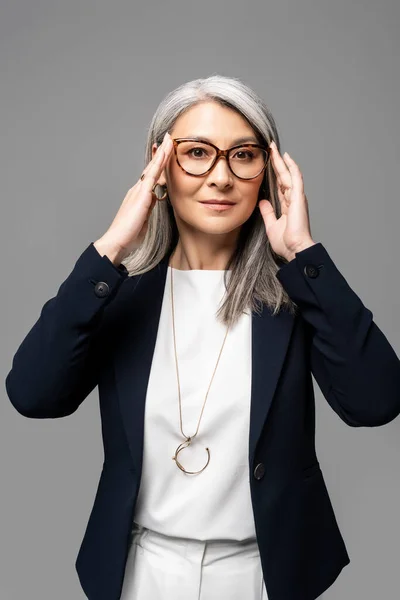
[5,240,400,600]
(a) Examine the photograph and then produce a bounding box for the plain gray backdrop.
[1,1,399,598]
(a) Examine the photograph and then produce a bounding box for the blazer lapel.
[249,303,296,461]
[113,257,296,475]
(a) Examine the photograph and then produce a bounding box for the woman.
[5,75,400,600]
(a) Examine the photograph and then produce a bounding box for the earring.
[152,183,168,201]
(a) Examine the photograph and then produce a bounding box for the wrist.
[286,239,317,262]
[93,238,126,267]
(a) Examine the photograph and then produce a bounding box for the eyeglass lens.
[176,141,268,178]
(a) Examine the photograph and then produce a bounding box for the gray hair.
[121,74,298,327]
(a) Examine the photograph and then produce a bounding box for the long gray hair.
[121,74,298,327]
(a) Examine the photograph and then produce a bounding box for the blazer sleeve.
[276,242,400,427]
[5,242,129,419]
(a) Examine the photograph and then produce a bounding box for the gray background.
[1,0,399,598]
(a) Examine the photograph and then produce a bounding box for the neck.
[169,231,239,271]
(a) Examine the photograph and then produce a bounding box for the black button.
[94,281,110,297]
[304,264,319,278]
[254,463,265,480]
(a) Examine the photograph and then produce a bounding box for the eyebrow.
[182,135,259,146]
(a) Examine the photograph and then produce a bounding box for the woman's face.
[152,101,266,236]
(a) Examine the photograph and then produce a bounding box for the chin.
[190,219,243,235]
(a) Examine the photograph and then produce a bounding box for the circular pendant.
[172,436,210,474]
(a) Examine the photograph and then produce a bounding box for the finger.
[140,136,171,181]
[258,199,277,232]
[270,142,292,188]
[139,152,164,190]
[277,184,290,213]
[283,152,304,195]
[150,139,173,184]
[141,158,168,195]
[269,144,291,212]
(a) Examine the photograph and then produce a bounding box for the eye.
[232,149,256,160]
[187,147,210,158]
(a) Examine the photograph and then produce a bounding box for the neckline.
[169,266,231,273]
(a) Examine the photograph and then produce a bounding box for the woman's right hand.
[94,131,174,264]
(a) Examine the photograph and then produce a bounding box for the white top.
[133,265,256,541]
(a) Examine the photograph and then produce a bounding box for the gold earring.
[140,171,168,201]
[152,183,168,200]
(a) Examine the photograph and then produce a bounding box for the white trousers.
[120,522,269,600]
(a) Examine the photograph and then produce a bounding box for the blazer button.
[304,264,319,278]
[254,463,265,480]
[94,281,110,297]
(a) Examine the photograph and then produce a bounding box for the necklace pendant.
[172,437,210,475]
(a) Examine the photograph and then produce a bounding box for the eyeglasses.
[167,137,271,180]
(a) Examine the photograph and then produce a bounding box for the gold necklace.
[170,262,231,475]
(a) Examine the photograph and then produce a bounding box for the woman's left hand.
[259,140,316,262]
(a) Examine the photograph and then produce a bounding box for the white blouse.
[133,265,256,541]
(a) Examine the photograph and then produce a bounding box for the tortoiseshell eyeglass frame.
[163,137,271,180]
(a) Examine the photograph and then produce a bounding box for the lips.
[200,200,235,205]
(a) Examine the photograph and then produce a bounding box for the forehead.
[171,101,258,145]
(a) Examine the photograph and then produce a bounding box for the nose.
[207,154,233,185]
